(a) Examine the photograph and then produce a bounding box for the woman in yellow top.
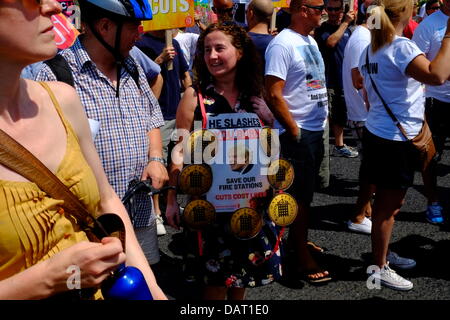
[0,0,166,299]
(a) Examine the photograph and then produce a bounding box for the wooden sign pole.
[165,29,173,71]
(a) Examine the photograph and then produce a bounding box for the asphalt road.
[154,132,450,301]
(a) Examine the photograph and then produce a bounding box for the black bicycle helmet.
[79,0,152,97]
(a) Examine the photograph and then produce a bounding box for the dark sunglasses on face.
[303,4,326,12]
[429,5,441,10]
[326,6,343,12]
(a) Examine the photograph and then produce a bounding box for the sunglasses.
[303,4,326,12]
[326,6,343,12]
[429,5,441,10]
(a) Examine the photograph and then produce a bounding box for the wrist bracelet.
[444,35,450,39]
[149,157,166,166]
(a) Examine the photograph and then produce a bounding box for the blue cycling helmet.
[83,0,152,20]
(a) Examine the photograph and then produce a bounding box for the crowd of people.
[0,0,449,300]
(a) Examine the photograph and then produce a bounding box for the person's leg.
[371,188,407,268]
[227,287,246,300]
[282,129,330,282]
[203,286,228,300]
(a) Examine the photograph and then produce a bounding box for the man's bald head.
[213,0,234,10]
[248,0,274,23]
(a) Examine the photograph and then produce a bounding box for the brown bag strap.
[0,128,108,242]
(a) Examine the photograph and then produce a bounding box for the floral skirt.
[182,215,284,288]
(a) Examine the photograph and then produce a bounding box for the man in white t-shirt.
[412,0,449,224]
[265,0,331,284]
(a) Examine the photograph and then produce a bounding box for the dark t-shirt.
[136,34,189,120]
[275,9,291,33]
[248,32,273,72]
[314,22,351,89]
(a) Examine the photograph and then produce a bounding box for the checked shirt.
[36,38,164,227]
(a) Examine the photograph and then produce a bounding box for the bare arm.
[166,87,197,229]
[351,67,364,90]
[325,11,356,48]
[141,128,168,190]
[149,74,163,99]
[181,71,192,91]
[52,82,167,300]
[265,75,298,139]
[406,22,450,85]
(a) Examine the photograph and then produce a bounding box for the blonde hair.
[369,0,413,52]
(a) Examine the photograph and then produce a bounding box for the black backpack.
[43,55,75,87]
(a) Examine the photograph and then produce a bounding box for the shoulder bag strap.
[197,89,208,129]
[0,129,109,242]
[365,49,409,140]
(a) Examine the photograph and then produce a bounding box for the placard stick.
[270,8,277,34]
[165,29,173,71]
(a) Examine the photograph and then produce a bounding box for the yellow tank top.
[0,82,101,282]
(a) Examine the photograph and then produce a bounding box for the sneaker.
[347,217,372,234]
[426,203,444,224]
[333,144,359,158]
[156,215,167,236]
[387,251,416,270]
[368,264,413,291]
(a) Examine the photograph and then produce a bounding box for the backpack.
[43,55,75,87]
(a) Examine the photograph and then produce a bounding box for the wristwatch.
[149,157,166,166]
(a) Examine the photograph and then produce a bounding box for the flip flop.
[301,269,332,285]
[307,241,325,253]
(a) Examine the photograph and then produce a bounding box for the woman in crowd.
[166,22,278,300]
[359,0,450,290]
[0,0,166,299]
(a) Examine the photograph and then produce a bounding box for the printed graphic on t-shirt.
[297,45,326,92]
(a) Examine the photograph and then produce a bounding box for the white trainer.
[347,217,372,234]
[370,264,413,291]
[156,215,167,236]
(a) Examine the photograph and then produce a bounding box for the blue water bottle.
[101,264,153,300]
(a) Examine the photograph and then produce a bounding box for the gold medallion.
[268,193,298,226]
[178,164,213,195]
[182,199,216,230]
[259,127,280,159]
[230,208,263,240]
[187,129,217,163]
[267,159,295,191]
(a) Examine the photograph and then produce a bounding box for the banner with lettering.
[272,0,290,8]
[142,0,195,31]
[204,113,271,212]
[52,13,80,50]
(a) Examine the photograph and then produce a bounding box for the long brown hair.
[193,22,264,98]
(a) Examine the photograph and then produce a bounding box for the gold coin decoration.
[259,127,280,158]
[187,129,217,163]
[182,200,216,230]
[230,208,263,240]
[178,164,213,195]
[267,159,295,191]
[268,193,298,227]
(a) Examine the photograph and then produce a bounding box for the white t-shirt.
[359,37,425,141]
[412,10,450,103]
[265,28,328,131]
[174,31,199,71]
[342,25,371,122]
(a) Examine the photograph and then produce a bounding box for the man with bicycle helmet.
[36,0,168,267]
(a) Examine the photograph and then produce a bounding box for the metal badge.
[268,193,298,227]
[267,159,295,191]
[259,127,280,159]
[230,207,263,240]
[178,164,213,195]
[187,129,218,162]
[182,199,216,230]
